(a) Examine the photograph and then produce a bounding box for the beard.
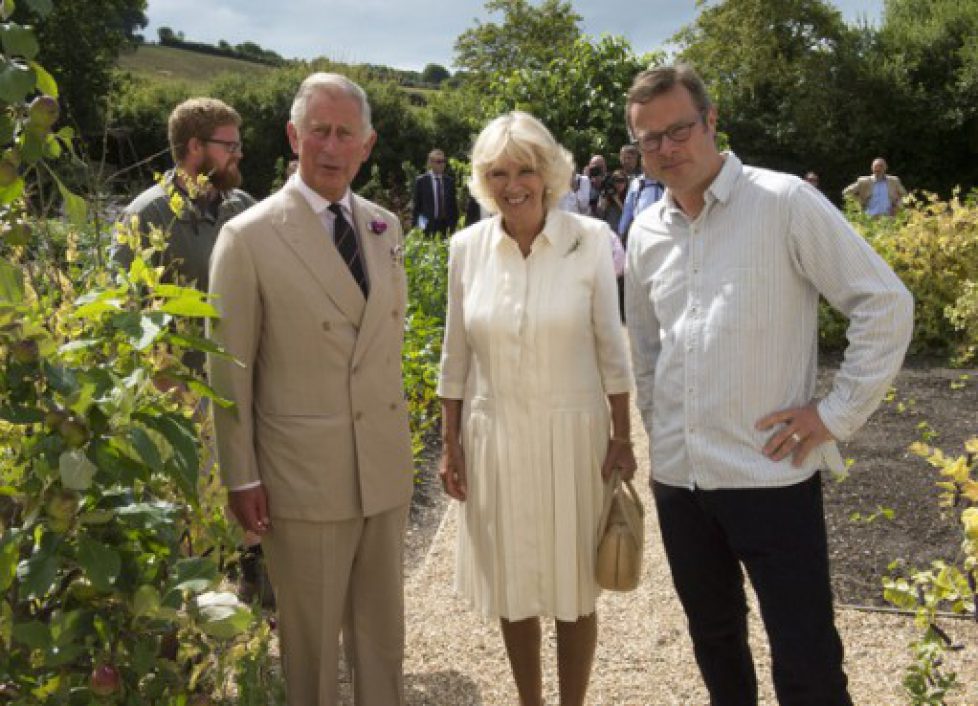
[202,154,242,192]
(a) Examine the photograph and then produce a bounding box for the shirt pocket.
[713,268,770,332]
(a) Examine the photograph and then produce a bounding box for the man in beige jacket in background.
[208,72,413,705]
[843,157,908,216]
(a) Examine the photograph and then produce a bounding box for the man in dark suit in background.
[411,148,458,236]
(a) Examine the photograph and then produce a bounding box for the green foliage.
[111,60,429,199]
[883,438,978,704]
[819,195,978,358]
[402,234,448,458]
[481,34,656,163]
[15,0,148,137]
[0,22,281,700]
[117,44,275,88]
[453,0,582,90]
[420,63,451,86]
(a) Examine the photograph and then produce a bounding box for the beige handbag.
[595,470,645,591]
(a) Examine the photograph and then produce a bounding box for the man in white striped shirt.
[625,65,913,705]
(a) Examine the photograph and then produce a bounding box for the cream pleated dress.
[437,208,632,622]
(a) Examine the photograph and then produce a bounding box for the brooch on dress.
[390,243,405,266]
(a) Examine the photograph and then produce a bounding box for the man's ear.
[287,121,300,156]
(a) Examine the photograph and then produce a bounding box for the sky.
[143,0,885,73]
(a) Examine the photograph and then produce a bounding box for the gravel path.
[397,404,978,706]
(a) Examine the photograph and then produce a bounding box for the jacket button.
[390,309,398,318]
[389,402,397,411]
[322,321,331,331]
[354,412,363,421]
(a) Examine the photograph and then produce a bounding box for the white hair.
[290,72,372,134]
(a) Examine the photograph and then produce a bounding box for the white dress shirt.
[625,152,914,490]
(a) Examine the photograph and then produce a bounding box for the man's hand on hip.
[756,402,835,467]
[228,486,271,535]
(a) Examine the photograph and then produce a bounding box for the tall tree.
[673,0,866,198]
[869,0,978,196]
[17,0,147,138]
[454,0,582,88]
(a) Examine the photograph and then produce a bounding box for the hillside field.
[117,44,273,86]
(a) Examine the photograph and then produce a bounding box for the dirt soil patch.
[819,360,978,607]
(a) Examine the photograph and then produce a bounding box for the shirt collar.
[490,208,570,253]
[662,150,741,213]
[291,172,352,216]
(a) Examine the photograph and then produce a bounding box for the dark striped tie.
[328,203,368,296]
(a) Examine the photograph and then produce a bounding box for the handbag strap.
[597,470,645,537]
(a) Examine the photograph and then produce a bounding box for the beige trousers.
[262,504,409,706]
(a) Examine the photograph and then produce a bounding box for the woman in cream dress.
[438,112,636,706]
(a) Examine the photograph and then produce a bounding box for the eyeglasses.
[204,138,242,154]
[631,113,705,153]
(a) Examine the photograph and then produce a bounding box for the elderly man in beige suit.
[208,72,414,705]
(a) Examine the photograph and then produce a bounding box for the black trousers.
[653,474,852,706]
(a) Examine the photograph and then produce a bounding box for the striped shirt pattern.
[625,152,914,490]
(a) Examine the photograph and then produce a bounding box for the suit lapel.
[274,184,366,325]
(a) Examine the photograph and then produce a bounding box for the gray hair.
[469,111,574,213]
[290,72,372,134]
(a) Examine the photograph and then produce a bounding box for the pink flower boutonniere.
[369,219,388,235]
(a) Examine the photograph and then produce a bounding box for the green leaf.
[159,294,219,318]
[17,547,59,599]
[54,176,86,227]
[12,620,51,649]
[42,133,61,159]
[186,378,235,408]
[165,330,228,356]
[132,584,161,618]
[59,449,96,490]
[42,361,78,396]
[132,313,163,350]
[192,591,252,639]
[0,528,20,593]
[171,557,218,593]
[0,59,35,104]
[72,298,122,320]
[0,257,25,303]
[28,59,56,96]
[0,24,39,60]
[0,175,25,206]
[135,412,199,501]
[128,425,163,472]
[76,536,121,592]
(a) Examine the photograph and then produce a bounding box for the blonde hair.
[469,111,574,213]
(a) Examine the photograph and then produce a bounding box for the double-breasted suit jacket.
[208,181,414,522]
